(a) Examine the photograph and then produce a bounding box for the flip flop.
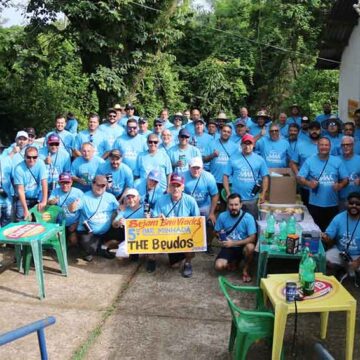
[242,273,252,283]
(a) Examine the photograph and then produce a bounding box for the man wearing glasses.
[39,134,71,195]
[138,117,152,138]
[25,128,39,149]
[338,136,360,211]
[99,108,124,149]
[153,118,165,138]
[134,134,172,192]
[159,129,174,155]
[224,134,268,219]
[255,123,291,168]
[74,113,110,158]
[322,192,360,286]
[77,175,119,262]
[118,103,139,128]
[13,146,48,221]
[168,128,201,175]
[113,118,147,171]
[44,114,75,156]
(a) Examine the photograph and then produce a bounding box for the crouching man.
[322,192,360,285]
[77,175,119,262]
[214,193,256,282]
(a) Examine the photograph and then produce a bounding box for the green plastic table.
[256,238,327,285]
[0,221,60,299]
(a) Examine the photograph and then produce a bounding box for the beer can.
[286,281,297,302]
[219,230,227,241]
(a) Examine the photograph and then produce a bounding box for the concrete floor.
[0,247,359,360]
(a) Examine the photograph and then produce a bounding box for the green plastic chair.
[20,205,68,276]
[218,276,282,360]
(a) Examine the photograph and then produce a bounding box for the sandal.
[242,273,252,283]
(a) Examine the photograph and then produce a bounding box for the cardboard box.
[268,168,296,204]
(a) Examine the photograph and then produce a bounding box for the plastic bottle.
[279,220,287,241]
[302,253,316,296]
[266,212,275,241]
[287,215,296,235]
[299,243,310,285]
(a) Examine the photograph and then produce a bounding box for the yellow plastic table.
[260,273,356,360]
[0,221,60,299]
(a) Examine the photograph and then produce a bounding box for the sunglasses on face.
[128,126,137,130]
[155,124,163,127]
[148,141,158,144]
[270,130,279,133]
[180,135,189,139]
[349,201,360,206]
[109,114,117,118]
[26,155,38,159]
[50,143,60,146]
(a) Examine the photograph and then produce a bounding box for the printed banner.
[125,216,207,254]
[3,224,46,239]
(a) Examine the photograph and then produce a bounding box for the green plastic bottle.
[266,212,275,241]
[299,243,310,285]
[287,215,296,235]
[302,253,316,296]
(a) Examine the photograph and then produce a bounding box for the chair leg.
[23,246,33,275]
[228,320,237,352]
[53,243,67,276]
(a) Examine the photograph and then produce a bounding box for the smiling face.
[127,121,138,137]
[88,116,99,132]
[125,194,140,209]
[220,125,232,141]
[228,196,242,217]
[147,134,159,153]
[92,176,107,197]
[25,147,38,168]
[269,125,280,140]
[161,130,172,145]
[56,117,66,131]
[169,182,184,201]
[82,143,95,160]
[318,138,331,156]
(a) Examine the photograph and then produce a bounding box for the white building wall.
[339,20,360,122]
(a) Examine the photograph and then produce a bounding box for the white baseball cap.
[189,157,203,168]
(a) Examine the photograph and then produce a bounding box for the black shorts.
[216,247,244,263]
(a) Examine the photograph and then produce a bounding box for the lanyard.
[191,174,202,196]
[146,184,157,206]
[125,206,142,219]
[345,214,360,250]
[165,197,182,217]
[60,189,72,207]
[219,140,230,158]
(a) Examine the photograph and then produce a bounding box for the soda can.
[286,281,297,302]
[219,230,227,241]
[106,173,113,184]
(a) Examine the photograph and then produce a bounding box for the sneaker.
[98,248,115,259]
[182,262,193,278]
[146,260,156,273]
[83,254,93,262]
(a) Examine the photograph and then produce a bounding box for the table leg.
[319,312,329,339]
[30,241,45,300]
[345,303,356,360]
[272,303,288,360]
[257,251,268,285]
[59,231,68,276]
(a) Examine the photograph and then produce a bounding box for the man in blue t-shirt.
[153,173,200,278]
[76,175,119,262]
[214,193,257,282]
[0,155,14,227]
[322,192,360,285]
[297,137,349,231]
[224,134,269,219]
[315,101,334,126]
[48,172,84,246]
[13,146,48,221]
[99,108,125,149]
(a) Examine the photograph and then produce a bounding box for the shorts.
[216,247,244,263]
[326,247,360,270]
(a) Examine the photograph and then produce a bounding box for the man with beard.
[99,108,124,149]
[322,192,360,285]
[214,193,256,283]
[290,121,322,206]
[338,136,360,210]
[297,137,348,231]
[287,123,300,157]
[298,116,311,141]
[96,149,133,199]
[118,103,139,128]
[315,101,334,126]
[231,118,248,144]
[191,118,213,158]
[323,115,343,155]
[153,173,200,277]
[286,104,302,126]
[113,118,147,171]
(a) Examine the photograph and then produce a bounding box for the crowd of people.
[1,102,360,282]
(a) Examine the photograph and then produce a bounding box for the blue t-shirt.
[153,193,200,218]
[324,133,343,156]
[286,116,301,127]
[315,113,333,126]
[255,137,291,168]
[225,151,269,201]
[75,129,110,157]
[298,154,349,207]
[77,191,118,234]
[38,147,71,185]
[205,139,238,183]
[326,211,360,256]
[291,139,318,167]
[65,118,78,134]
[298,130,310,142]
[134,150,172,191]
[113,134,147,171]
[183,170,218,215]
[215,210,256,243]
[49,187,84,226]
[134,178,164,209]
[13,160,47,199]
[279,124,289,138]
[97,161,134,198]
[44,130,75,155]
[0,156,14,203]
[71,156,105,192]
[339,154,360,200]
[115,205,146,222]
[192,132,213,156]
[248,123,270,137]
[99,122,124,148]
[167,145,202,175]
[118,115,140,128]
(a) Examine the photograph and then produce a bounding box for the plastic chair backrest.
[30,205,65,227]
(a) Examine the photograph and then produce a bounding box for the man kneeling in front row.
[214,193,256,282]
